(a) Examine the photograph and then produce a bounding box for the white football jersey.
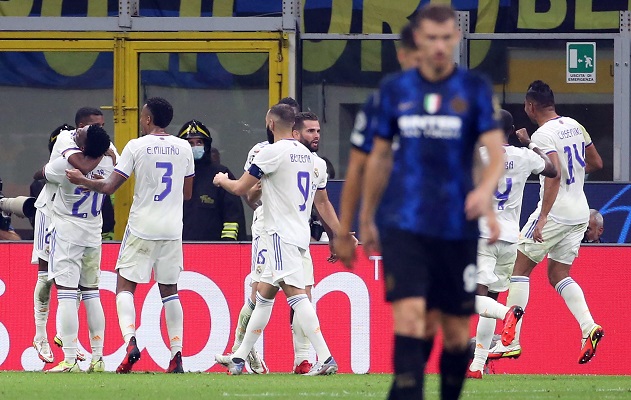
[531,117,591,225]
[312,153,328,193]
[479,146,545,242]
[34,129,80,214]
[35,129,117,214]
[252,139,316,249]
[114,134,195,240]
[244,141,269,236]
[45,152,116,247]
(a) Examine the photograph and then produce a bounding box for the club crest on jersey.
[424,94,441,114]
[314,168,320,178]
[450,96,468,114]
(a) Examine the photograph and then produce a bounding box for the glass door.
[118,34,288,238]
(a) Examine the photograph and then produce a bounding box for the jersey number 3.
[155,162,173,201]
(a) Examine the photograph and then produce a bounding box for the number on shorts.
[155,162,173,201]
[463,264,477,293]
[297,171,310,211]
[495,177,513,210]
[563,142,586,185]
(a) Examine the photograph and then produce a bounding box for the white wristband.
[528,142,537,150]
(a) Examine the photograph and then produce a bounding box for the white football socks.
[33,272,53,341]
[475,295,510,320]
[470,316,496,371]
[506,276,530,344]
[162,294,183,357]
[232,298,255,352]
[292,305,312,366]
[288,294,331,362]
[116,291,136,344]
[233,293,274,361]
[57,290,78,364]
[82,289,105,358]
[555,277,595,337]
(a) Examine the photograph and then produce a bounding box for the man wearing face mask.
[178,120,246,241]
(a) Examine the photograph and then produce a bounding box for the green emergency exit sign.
[567,42,596,83]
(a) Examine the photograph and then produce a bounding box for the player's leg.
[547,222,603,364]
[155,238,185,373]
[292,249,314,373]
[79,246,105,372]
[232,235,264,352]
[380,229,429,399]
[216,280,279,374]
[434,237,477,399]
[48,231,82,372]
[32,210,54,363]
[114,229,146,373]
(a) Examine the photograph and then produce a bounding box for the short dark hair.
[526,80,555,109]
[268,103,296,129]
[49,123,74,154]
[499,109,514,138]
[278,97,300,113]
[75,107,103,126]
[145,97,174,128]
[83,125,111,158]
[413,4,456,28]
[294,111,319,132]
[399,23,417,50]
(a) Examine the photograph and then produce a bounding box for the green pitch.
[0,373,629,399]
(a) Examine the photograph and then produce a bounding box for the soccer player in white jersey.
[67,97,195,373]
[229,98,300,374]
[31,108,112,364]
[214,104,337,376]
[489,81,604,364]
[290,111,352,373]
[467,109,557,378]
[44,125,114,372]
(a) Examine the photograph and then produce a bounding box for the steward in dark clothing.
[178,120,246,241]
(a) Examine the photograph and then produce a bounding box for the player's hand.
[465,188,491,220]
[533,214,547,243]
[333,232,359,268]
[515,128,531,146]
[65,168,85,185]
[105,148,117,165]
[326,241,338,263]
[213,172,228,187]
[485,210,500,244]
[360,219,381,257]
[92,174,104,180]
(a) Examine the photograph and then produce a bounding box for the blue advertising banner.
[326,181,631,244]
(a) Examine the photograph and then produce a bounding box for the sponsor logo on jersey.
[398,115,462,139]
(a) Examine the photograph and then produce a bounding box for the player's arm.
[244,182,262,210]
[579,123,603,173]
[514,128,557,178]
[338,149,367,234]
[214,168,259,197]
[359,137,393,254]
[533,151,561,243]
[183,176,193,201]
[314,188,341,239]
[66,153,103,176]
[465,129,504,220]
[65,169,127,195]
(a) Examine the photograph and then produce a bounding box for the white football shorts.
[476,238,517,292]
[48,229,101,288]
[518,213,587,265]
[31,208,52,264]
[259,233,313,289]
[116,228,183,285]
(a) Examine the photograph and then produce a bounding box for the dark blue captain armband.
[248,164,264,179]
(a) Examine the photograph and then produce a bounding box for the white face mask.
[191,145,205,160]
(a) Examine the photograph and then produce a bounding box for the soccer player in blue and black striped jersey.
[359,5,505,399]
